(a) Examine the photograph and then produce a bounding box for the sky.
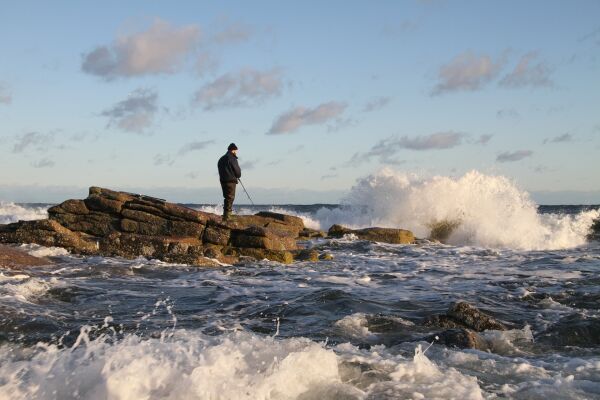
[1,0,599,204]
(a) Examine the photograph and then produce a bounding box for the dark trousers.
[220,181,237,215]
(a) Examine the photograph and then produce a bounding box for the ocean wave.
[309,169,599,250]
[0,202,48,224]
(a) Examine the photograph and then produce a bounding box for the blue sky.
[1,0,599,203]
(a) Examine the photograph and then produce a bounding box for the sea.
[1,171,600,399]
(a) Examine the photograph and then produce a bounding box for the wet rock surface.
[0,244,53,269]
[327,224,415,244]
[0,187,315,265]
[424,301,508,332]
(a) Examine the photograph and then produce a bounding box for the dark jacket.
[218,151,241,183]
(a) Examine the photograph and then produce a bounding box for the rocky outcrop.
[327,224,415,244]
[0,187,317,265]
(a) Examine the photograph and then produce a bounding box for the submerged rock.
[536,314,600,347]
[327,224,415,244]
[424,301,508,332]
[425,328,489,350]
[0,187,308,265]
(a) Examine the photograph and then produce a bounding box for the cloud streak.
[363,96,391,112]
[194,68,283,110]
[101,88,158,134]
[268,102,347,134]
[82,19,200,80]
[499,52,553,88]
[432,52,505,95]
[543,133,573,144]
[349,131,465,165]
[13,132,54,153]
[178,140,215,155]
[32,158,55,168]
[496,150,533,163]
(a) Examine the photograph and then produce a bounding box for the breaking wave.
[0,202,48,224]
[313,169,599,250]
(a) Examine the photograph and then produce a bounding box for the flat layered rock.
[0,187,310,265]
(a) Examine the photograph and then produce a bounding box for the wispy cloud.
[178,140,215,155]
[363,96,391,112]
[240,159,259,170]
[321,174,338,180]
[13,132,54,153]
[82,19,200,80]
[213,20,253,44]
[432,51,505,95]
[32,158,55,168]
[0,83,11,104]
[543,133,573,144]
[499,52,553,88]
[153,154,174,166]
[194,68,283,110]
[475,134,493,145]
[268,101,348,134]
[101,88,158,134]
[496,150,533,163]
[497,108,521,120]
[348,131,465,165]
[287,145,305,154]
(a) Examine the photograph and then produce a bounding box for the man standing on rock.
[217,143,241,221]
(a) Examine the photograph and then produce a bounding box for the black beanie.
[228,143,238,151]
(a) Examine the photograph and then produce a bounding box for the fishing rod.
[238,179,255,206]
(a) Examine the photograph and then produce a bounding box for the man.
[217,143,241,221]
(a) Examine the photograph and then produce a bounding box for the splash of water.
[316,169,598,250]
[0,202,48,224]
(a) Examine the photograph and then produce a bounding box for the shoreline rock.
[0,186,416,266]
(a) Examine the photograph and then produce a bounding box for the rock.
[0,244,53,268]
[536,314,600,347]
[319,252,334,260]
[237,248,294,264]
[424,301,507,332]
[294,249,320,262]
[299,228,327,239]
[427,219,460,242]
[328,224,415,244]
[0,186,311,265]
[425,328,489,350]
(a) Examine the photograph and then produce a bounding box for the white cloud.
[496,150,533,163]
[268,102,348,134]
[194,68,283,110]
[499,52,553,88]
[82,19,200,79]
[432,51,505,95]
[0,83,12,104]
[101,88,158,134]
